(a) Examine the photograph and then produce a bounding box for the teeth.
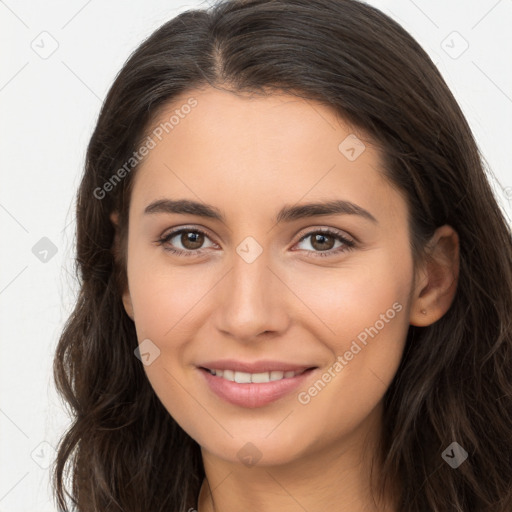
[208,368,305,383]
[234,371,252,383]
[270,371,284,381]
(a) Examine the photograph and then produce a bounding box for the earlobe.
[409,225,460,327]
[122,290,135,321]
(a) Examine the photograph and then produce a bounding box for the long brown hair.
[52,0,512,510]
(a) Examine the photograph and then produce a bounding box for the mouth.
[197,362,318,408]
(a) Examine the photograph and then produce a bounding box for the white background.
[1,0,511,510]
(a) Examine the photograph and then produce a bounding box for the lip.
[197,361,318,408]
[199,359,314,373]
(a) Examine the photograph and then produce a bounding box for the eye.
[293,228,355,257]
[156,227,217,257]
[156,226,356,259]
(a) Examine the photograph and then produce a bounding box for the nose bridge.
[215,236,286,339]
[232,244,270,305]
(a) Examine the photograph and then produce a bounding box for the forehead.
[142,87,365,162]
[129,87,403,224]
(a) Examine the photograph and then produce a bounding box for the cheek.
[126,249,213,438]
[126,241,213,342]
[289,250,412,437]
[282,245,412,350]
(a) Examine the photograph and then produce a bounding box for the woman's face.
[120,86,416,466]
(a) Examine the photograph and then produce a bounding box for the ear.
[409,225,460,327]
[110,211,135,321]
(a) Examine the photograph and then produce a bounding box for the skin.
[112,86,459,512]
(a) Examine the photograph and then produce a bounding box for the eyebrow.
[144,198,378,224]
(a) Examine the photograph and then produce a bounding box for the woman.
[52,0,512,510]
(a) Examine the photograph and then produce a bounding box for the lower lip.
[199,367,316,408]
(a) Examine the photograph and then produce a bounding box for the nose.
[213,245,290,342]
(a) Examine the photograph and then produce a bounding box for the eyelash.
[156,226,356,259]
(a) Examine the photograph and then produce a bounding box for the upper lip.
[199,359,317,373]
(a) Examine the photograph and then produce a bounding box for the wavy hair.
[52,0,512,510]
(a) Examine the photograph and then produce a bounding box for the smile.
[198,363,317,408]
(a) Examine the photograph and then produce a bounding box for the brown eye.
[294,229,355,258]
[157,227,216,257]
[180,231,205,250]
[310,233,336,251]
